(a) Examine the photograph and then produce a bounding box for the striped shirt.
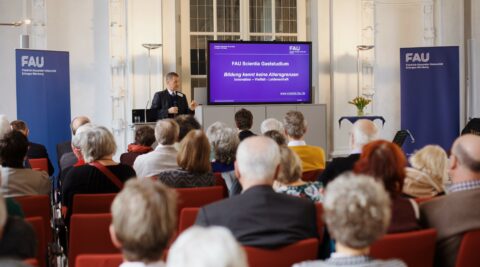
[446,180,480,194]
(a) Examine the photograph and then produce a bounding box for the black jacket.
[319,153,360,186]
[151,90,194,120]
[27,142,54,176]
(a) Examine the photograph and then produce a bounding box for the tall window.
[182,0,305,94]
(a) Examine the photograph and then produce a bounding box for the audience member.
[0,193,36,260]
[284,110,325,172]
[57,116,91,171]
[174,115,201,142]
[320,119,378,185]
[62,126,136,218]
[355,140,420,233]
[260,118,284,134]
[134,119,179,178]
[420,134,480,267]
[207,122,241,196]
[110,179,176,267]
[0,115,10,139]
[0,131,50,197]
[167,226,248,267]
[273,146,324,202]
[294,173,406,267]
[10,120,54,175]
[120,126,155,167]
[263,130,287,146]
[195,136,318,248]
[403,145,448,198]
[234,108,256,141]
[58,123,93,183]
[158,130,214,188]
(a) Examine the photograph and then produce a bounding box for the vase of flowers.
[348,96,371,116]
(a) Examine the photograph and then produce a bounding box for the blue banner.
[16,49,71,176]
[400,46,459,154]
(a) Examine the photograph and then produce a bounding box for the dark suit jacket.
[56,141,72,164]
[195,185,318,248]
[238,130,256,141]
[420,188,480,267]
[27,142,54,176]
[151,90,194,120]
[319,153,360,185]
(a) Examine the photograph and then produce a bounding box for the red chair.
[315,203,325,241]
[302,169,323,182]
[26,217,46,267]
[370,229,437,267]
[28,158,49,173]
[23,258,39,267]
[69,213,119,267]
[178,207,200,233]
[175,186,225,216]
[243,238,319,267]
[14,195,52,243]
[213,172,229,197]
[455,229,480,267]
[72,193,117,214]
[75,254,123,267]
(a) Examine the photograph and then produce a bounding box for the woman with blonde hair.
[403,145,448,198]
[158,130,215,188]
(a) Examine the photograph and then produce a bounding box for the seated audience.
[62,126,136,217]
[195,136,318,248]
[294,173,406,267]
[263,130,287,146]
[57,116,90,171]
[284,110,325,171]
[120,126,155,167]
[260,118,284,134]
[355,140,420,233]
[134,119,179,178]
[158,130,214,188]
[403,145,447,198]
[10,120,54,176]
[0,131,50,197]
[110,179,176,267]
[167,226,248,267]
[0,193,36,260]
[273,146,324,202]
[206,122,241,196]
[235,108,256,141]
[174,115,201,150]
[320,119,378,185]
[420,134,480,267]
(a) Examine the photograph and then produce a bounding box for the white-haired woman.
[167,226,248,267]
[403,145,448,198]
[62,126,136,220]
[294,173,407,267]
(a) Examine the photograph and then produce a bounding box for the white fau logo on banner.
[405,53,430,63]
[21,56,44,68]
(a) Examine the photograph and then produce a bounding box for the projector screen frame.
[207,40,313,105]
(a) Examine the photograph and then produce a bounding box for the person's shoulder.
[373,259,407,267]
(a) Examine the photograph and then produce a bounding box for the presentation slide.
[208,41,311,104]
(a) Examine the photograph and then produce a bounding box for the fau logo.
[289,46,301,52]
[405,53,430,63]
[21,56,44,68]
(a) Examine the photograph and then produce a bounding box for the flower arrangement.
[348,96,371,116]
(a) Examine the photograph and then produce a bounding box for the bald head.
[235,136,280,184]
[71,116,90,136]
[451,134,480,174]
[351,119,378,150]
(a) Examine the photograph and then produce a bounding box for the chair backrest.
[455,229,480,267]
[69,213,119,267]
[23,258,39,267]
[315,203,325,242]
[75,254,123,267]
[175,186,225,215]
[213,172,229,197]
[72,193,117,214]
[28,158,49,173]
[26,217,46,267]
[370,228,437,267]
[14,195,52,242]
[178,207,200,233]
[302,169,323,182]
[243,238,319,267]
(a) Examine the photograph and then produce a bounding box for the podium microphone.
[144,99,150,123]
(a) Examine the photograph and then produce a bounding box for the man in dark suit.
[234,108,256,141]
[319,119,378,185]
[151,72,197,120]
[420,134,480,267]
[195,136,318,248]
[10,120,54,176]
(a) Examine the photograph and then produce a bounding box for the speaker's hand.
[168,106,178,114]
[189,100,198,110]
